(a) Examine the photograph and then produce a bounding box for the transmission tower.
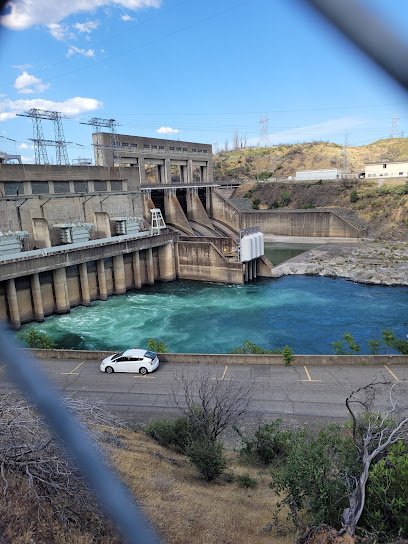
[81,118,120,166]
[341,132,349,174]
[17,109,70,165]
[259,113,269,147]
[390,113,399,138]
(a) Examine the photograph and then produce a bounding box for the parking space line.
[212,365,233,381]
[61,360,86,375]
[133,375,155,379]
[384,365,399,382]
[300,366,322,382]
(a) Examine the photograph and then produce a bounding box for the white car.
[100,349,159,375]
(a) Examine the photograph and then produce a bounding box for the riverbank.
[270,240,408,286]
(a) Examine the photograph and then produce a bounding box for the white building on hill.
[365,161,408,179]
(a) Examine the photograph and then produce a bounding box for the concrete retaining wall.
[210,190,363,238]
[25,349,408,365]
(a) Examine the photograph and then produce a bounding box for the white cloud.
[246,117,367,146]
[21,155,35,163]
[0,112,17,121]
[14,71,50,94]
[0,96,103,117]
[157,126,180,134]
[73,20,100,33]
[48,23,75,41]
[1,0,161,30]
[66,45,95,58]
[19,142,34,149]
[121,14,135,21]
[12,63,32,70]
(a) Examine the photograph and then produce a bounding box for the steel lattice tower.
[17,108,70,165]
[81,118,120,166]
[259,113,270,147]
[391,113,400,138]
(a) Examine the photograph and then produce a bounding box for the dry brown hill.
[213,138,408,180]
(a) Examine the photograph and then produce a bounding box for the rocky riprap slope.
[271,241,408,286]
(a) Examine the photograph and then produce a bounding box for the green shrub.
[361,441,408,539]
[367,338,382,355]
[147,338,169,353]
[332,332,360,355]
[252,198,261,210]
[280,191,291,206]
[237,473,258,489]
[17,326,56,349]
[222,471,235,483]
[271,425,360,528]
[185,438,227,481]
[281,345,294,365]
[268,200,280,209]
[350,190,359,203]
[145,416,197,452]
[258,171,273,181]
[238,420,293,466]
[229,340,281,355]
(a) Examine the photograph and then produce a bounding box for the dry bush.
[0,392,123,544]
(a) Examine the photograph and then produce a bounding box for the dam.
[0,134,366,331]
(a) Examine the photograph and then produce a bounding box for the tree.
[147,338,169,353]
[172,367,255,442]
[332,332,361,355]
[340,381,408,537]
[233,128,240,151]
[17,326,56,349]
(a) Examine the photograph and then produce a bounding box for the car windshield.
[144,351,157,360]
[111,352,124,361]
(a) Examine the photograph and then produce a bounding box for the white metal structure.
[295,169,342,181]
[239,227,264,263]
[150,208,166,235]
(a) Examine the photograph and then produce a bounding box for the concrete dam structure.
[0,133,366,330]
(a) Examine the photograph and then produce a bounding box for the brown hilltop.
[213,138,408,180]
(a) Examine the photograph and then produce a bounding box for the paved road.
[1,358,407,422]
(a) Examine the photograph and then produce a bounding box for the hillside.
[213,138,408,180]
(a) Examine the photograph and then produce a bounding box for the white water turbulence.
[22,276,408,355]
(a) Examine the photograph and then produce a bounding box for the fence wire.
[1,0,408,543]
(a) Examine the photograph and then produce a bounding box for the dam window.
[399,172,403,175]
[131,143,138,148]
[121,142,129,147]
[151,145,158,149]
[144,144,150,149]
[159,145,164,150]
[4,182,24,195]
[54,181,70,194]
[31,181,49,194]
[383,164,387,168]
[74,181,87,193]
[176,147,181,151]
[94,181,108,192]
[110,181,123,191]
[182,147,187,152]
[170,146,175,151]
[192,149,197,152]
[203,150,208,153]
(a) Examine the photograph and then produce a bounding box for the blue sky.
[0,0,408,163]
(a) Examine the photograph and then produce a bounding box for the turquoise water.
[264,242,319,265]
[23,276,408,354]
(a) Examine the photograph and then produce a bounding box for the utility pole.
[341,132,349,175]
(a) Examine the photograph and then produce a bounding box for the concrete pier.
[31,273,44,322]
[97,259,108,300]
[52,268,70,314]
[132,251,142,289]
[113,254,126,295]
[6,278,21,330]
[158,242,176,281]
[146,248,155,285]
[78,262,91,306]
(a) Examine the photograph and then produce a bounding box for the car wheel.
[139,367,148,375]
[105,366,114,374]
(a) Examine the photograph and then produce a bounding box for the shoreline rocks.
[271,241,408,286]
